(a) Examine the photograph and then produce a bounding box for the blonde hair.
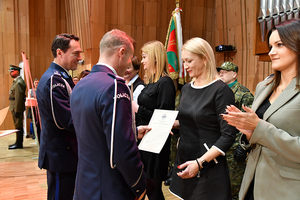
[141,41,169,84]
[182,37,219,83]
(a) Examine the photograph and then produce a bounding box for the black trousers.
[47,170,76,200]
[245,179,254,200]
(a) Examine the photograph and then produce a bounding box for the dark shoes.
[8,143,23,150]
[164,166,174,186]
[164,177,172,186]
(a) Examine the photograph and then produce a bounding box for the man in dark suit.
[8,65,26,149]
[36,34,82,200]
[70,29,149,200]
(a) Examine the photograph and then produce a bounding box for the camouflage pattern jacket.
[230,80,254,111]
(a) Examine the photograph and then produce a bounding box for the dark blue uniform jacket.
[36,62,77,172]
[70,64,147,200]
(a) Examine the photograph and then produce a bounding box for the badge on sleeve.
[61,72,69,79]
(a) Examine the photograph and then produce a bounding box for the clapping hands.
[220,105,260,141]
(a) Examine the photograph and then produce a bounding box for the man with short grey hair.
[71,29,148,200]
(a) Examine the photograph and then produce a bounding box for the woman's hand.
[173,120,180,129]
[177,160,199,179]
[136,190,146,200]
[132,101,139,113]
[137,125,152,139]
[221,105,260,140]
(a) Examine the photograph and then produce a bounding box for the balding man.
[71,29,149,200]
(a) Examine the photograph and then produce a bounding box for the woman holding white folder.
[169,37,237,200]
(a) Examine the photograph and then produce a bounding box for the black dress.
[137,76,176,180]
[169,79,237,200]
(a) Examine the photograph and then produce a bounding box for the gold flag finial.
[176,0,180,8]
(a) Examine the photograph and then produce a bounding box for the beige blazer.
[239,77,300,200]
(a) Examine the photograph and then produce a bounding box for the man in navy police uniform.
[36,34,82,200]
[70,29,149,200]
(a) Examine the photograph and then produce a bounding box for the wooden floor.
[0,133,179,200]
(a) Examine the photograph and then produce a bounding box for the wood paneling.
[0,0,29,130]
[1,0,275,129]
[0,0,67,130]
[214,0,272,93]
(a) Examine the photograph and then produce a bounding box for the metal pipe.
[273,0,281,25]
[279,0,287,22]
[266,0,275,33]
[286,0,294,19]
[258,0,268,41]
[293,0,300,18]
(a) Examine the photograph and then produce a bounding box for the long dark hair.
[267,19,300,90]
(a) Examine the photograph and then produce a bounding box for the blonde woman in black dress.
[132,41,176,200]
[169,37,237,199]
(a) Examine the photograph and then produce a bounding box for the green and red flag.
[165,8,185,84]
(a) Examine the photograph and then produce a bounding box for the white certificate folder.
[138,109,179,154]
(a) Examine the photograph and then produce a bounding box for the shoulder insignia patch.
[52,83,65,89]
[116,93,130,101]
[60,71,69,79]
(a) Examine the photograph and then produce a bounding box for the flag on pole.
[22,52,41,146]
[165,8,185,85]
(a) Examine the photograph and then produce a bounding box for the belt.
[9,98,15,100]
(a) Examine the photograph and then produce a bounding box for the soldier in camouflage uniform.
[217,62,254,200]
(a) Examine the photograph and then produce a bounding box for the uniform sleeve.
[15,80,26,113]
[214,85,238,152]
[240,92,254,110]
[100,80,147,198]
[50,75,75,132]
[138,77,175,123]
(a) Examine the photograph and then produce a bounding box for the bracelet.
[199,158,206,168]
[195,159,201,178]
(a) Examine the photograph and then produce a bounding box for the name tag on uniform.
[116,93,130,101]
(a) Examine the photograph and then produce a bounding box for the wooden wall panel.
[1,0,67,129]
[214,0,271,93]
[1,0,274,129]
[0,0,29,130]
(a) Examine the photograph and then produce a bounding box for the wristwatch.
[199,158,208,168]
[196,158,208,178]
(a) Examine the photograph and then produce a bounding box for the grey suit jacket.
[239,77,300,200]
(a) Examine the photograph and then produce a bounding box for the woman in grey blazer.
[222,19,300,200]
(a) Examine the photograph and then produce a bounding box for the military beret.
[217,61,238,73]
